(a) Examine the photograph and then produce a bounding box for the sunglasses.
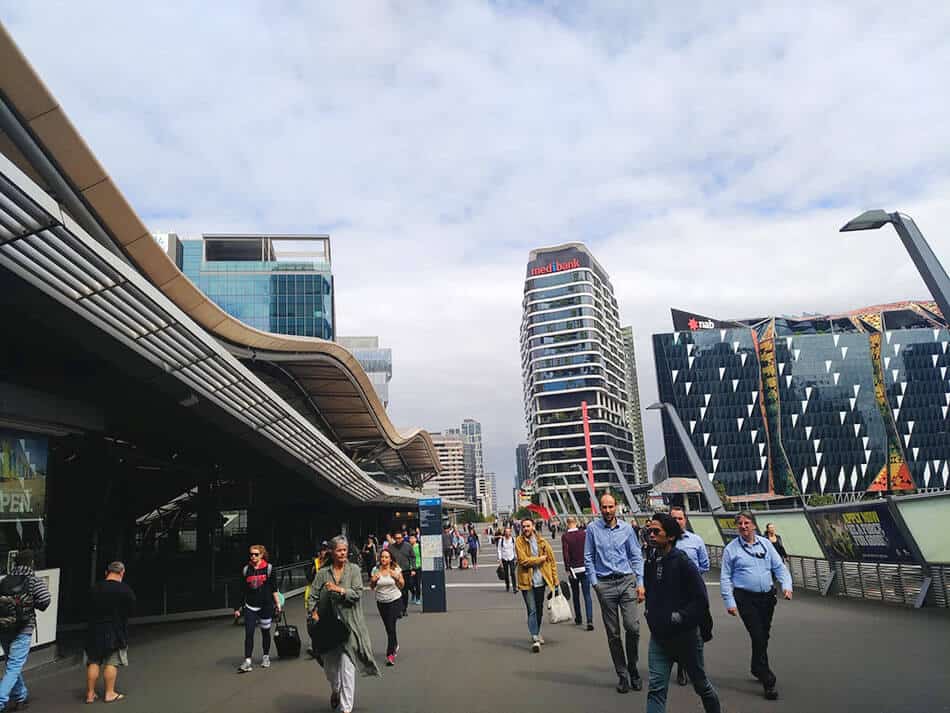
[648,528,663,536]
[249,552,262,557]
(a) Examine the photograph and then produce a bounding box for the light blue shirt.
[720,535,792,610]
[583,518,643,587]
[529,536,543,587]
[676,531,710,574]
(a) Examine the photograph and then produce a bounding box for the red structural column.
[582,400,598,514]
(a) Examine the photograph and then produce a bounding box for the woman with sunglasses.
[720,511,793,701]
[643,513,721,713]
[233,545,281,673]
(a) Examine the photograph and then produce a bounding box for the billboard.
[0,430,47,522]
[810,501,916,563]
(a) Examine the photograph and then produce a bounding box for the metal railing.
[707,545,950,609]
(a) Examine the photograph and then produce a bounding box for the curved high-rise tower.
[519,243,637,510]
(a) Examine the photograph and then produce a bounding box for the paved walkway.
[21,542,950,713]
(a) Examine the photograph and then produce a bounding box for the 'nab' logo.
[687,317,714,330]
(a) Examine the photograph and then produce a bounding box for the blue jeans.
[569,572,593,624]
[647,630,720,713]
[521,585,546,638]
[0,630,32,707]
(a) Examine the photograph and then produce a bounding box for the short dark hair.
[670,505,686,514]
[652,512,684,541]
[521,517,534,525]
[13,550,33,567]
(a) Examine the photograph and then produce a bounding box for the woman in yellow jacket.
[515,518,560,653]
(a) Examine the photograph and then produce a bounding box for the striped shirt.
[3,566,52,635]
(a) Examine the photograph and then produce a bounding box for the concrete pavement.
[19,540,950,713]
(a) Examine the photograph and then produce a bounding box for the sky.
[3,2,950,509]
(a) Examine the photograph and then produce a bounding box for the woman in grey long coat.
[308,535,380,713]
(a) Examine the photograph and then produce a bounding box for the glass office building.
[337,337,393,408]
[520,243,637,509]
[653,302,950,498]
[169,234,334,339]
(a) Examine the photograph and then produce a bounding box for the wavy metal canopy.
[0,24,439,491]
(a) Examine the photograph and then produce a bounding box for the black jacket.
[644,547,709,641]
[390,541,414,571]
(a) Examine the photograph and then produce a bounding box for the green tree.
[513,507,532,521]
[806,494,836,506]
[714,481,733,510]
[458,509,484,524]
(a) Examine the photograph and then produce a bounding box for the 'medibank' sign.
[529,257,580,277]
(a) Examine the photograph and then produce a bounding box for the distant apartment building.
[515,443,529,490]
[621,326,650,484]
[447,418,485,501]
[337,336,393,408]
[426,432,467,501]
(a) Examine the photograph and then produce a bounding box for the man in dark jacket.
[0,549,52,711]
[643,513,721,713]
[561,516,593,630]
[389,532,414,617]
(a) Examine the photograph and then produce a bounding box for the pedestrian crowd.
[0,503,793,713]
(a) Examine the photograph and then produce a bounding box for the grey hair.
[329,535,349,551]
[107,561,126,575]
[735,510,758,526]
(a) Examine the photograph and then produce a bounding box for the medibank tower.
[520,243,639,511]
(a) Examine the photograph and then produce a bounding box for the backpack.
[0,575,34,632]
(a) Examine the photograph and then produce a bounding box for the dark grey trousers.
[594,574,641,681]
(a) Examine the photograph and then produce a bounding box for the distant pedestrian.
[670,506,710,686]
[721,511,793,701]
[584,493,645,694]
[85,561,136,704]
[442,526,454,569]
[496,527,517,593]
[388,532,414,618]
[467,532,480,570]
[515,518,559,653]
[561,516,594,630]
[308,536,380,713]
[361,536,378,576]
[233,544,281,673]
[644,514,721,713]
[0,549,51,710]
[409,534,422,605]
[765,523,788,562]
[370,549,404,666]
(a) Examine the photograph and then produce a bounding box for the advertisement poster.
[716,516,741,543]
[810,502,916,563]
[0,431,47,522]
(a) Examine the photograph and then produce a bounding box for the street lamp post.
[646,402,725,512]
[840,210,950,322]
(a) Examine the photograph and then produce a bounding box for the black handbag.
[311,584,349,654]
[496,564,505,581]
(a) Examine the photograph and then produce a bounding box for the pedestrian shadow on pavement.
[273,692,325,713]
[515,669,605,689]
[471,636,536,651]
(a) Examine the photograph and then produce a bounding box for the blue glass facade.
[178,238,334,339]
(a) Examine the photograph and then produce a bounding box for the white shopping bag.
[546,588,572,624]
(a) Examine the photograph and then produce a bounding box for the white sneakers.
[238,655,271,673]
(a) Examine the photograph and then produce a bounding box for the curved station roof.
[0,25,440,502]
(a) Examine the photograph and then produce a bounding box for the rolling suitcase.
[273,610,301,659]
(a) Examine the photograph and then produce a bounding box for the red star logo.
[688,318,699,330]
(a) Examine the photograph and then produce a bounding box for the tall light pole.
[646,402,725,512]
[840,210,950,321]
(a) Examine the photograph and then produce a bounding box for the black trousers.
[400,582,411,615]
[377,599,400,656]
[408,570,420,599]
[735,588,778,687]
[501,559,516,591]
[443,548,453,568]
[469,549,478,566]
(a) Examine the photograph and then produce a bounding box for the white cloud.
[3,1,950,506]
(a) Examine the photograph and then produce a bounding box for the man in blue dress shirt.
[671,506,710,687]
[584,493,645,694]
[720,510,793,701]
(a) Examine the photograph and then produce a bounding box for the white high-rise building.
[426,432,467,501]
[519,243,637,509]
[621,326,649,484]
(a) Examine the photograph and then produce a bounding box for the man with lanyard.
[720,510,792,701]
[670,506,709,686]
[584,493,645,694]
